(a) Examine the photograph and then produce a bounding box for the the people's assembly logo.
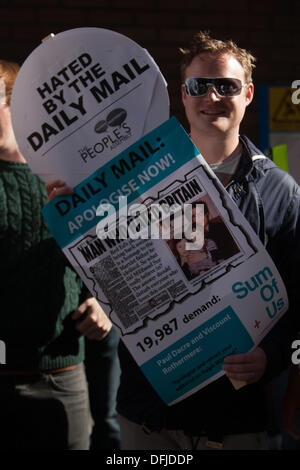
[78,108,132,163]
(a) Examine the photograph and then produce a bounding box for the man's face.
[181,53,254,138]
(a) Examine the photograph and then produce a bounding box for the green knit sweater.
[0,159,85,370]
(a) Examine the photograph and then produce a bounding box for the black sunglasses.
[184,77,247,97]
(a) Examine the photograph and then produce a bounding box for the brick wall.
[0,0,298,144]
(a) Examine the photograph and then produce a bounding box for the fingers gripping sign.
[72,297,112,341]
[222,347,267,389]
[45,179,73,202]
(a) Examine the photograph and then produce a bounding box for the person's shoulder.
[241,135,299,190]
[241,135,274,169]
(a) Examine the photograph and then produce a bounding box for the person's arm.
[45,180,112,341]
[257,181,300,382]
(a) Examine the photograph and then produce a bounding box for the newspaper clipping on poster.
[42,117,288,405]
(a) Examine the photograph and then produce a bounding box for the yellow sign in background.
[269,87,300,131]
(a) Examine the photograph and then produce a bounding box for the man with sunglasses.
[117,31,300,450]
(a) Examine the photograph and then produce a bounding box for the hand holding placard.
[222,347,267,389]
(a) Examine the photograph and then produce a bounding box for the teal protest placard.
[43,117,288,404]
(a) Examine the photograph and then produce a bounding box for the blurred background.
[1,0,300,150]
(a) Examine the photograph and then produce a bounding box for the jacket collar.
[233,135,267,182]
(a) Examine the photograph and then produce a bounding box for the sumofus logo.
[78,108,132,163]
[0,340,6,364]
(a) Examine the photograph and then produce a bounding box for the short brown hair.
[0,59,20,106]
[179,31,256,83]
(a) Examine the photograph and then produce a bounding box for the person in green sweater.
[0,60,112,450]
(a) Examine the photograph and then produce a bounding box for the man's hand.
[45,179,73,203]
[282,366,300,439]
[72,297,112,341]
[222,347,267,384]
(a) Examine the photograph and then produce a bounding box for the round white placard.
[11,27,169,186]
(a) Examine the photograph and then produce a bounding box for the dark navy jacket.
[117,136,300,436]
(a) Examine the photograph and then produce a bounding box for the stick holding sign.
[42,33,55,43]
